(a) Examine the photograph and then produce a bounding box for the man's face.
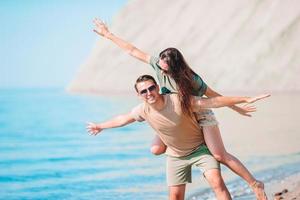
[136,80,160,104]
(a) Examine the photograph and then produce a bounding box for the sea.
[0,88,299,200]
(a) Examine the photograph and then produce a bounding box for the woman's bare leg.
[204,169,232,200]
[150,135,167,155]
[203,125,267,200]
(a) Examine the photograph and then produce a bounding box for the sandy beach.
[216,92,300,200]
[183,92,300,199]
[269,173,300,200]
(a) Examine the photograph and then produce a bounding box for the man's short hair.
[134,75,157,92]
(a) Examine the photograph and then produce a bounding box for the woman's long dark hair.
[159,47,197,117]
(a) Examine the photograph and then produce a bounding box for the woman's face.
[159,58,169,72]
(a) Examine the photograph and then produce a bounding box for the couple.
[86,18,270,200]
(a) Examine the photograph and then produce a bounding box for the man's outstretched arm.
[192,94,270,112]
[93,18,151,63]
[86,113,136,135]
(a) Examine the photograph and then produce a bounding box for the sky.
[0,0,128,89]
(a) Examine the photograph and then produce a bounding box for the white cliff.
[68,0,300,94]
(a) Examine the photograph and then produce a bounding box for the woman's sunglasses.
[139,85,157,96]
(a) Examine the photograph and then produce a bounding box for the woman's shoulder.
[192,73,207,85]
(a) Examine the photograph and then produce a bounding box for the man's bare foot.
[251,180,268,200]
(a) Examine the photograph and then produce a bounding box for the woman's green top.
[149,56,207,96]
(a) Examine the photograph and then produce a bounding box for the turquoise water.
[0,89,299,200]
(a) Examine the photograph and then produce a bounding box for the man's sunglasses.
[139,85,157,96]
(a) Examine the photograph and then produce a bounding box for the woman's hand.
[246,94,271,104]
[86,122,102,135]
[231,104,257,117]
[93,18,111,38]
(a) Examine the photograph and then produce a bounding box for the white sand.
[269,173,300,200]
[213,92,300,157]
[184,92,300,198]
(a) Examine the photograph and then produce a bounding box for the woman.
[92,18,267,200]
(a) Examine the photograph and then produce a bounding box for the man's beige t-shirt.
[131,94,205,157]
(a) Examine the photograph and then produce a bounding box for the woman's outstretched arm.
[93,18,151,64]
[205,86,258,117]
[192,94,270,111]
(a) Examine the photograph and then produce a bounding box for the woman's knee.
[212,151,230,163]
[150,145,166,155]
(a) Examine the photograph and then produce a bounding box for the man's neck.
[149,95,165,110]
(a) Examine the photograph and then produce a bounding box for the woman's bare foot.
[251,180,268,200]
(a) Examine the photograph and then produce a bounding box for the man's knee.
[169,193,183,200]
[169,185,185,200]
[169,191,183,200]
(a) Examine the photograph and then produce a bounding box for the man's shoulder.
[132,103,145,112]
[131,103,146,122]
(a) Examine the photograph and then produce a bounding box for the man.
[86,75,269,200]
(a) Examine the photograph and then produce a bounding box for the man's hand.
[86,122,102,136]
[93,18,111,37]
[231,104,257,117]
[246,94,271,104]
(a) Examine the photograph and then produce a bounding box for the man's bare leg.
[169,184,186,200]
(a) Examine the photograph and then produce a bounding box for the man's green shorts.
[166,144,220,186]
